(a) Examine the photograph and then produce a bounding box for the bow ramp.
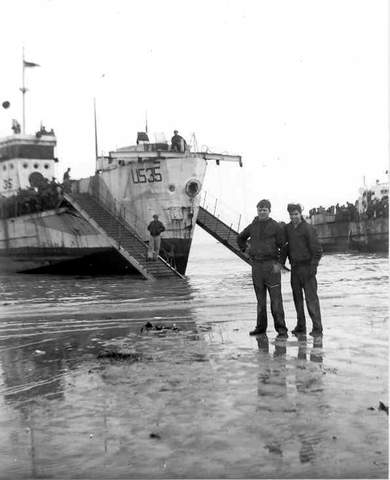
[196,206,251,265]
[64,193,184,280]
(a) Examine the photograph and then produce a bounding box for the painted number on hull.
[3,178,12,190]
[131,163,162,184]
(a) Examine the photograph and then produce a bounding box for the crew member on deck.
[63,168,71,193]
[63,168,71,182]
[147,214,166,260]
[171,130,187,152]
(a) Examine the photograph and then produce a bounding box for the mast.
[20,49,40,134]
[93,97,98,167]
[21,47,27,134]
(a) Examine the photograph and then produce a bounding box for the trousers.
[291,265,322,332]
[252,260,287,333]
[149,234,161,259]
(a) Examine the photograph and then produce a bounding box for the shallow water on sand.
[0,241,388,479]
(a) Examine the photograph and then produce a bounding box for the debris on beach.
[97,350,144,362]
[264,443,282,455]
[198,325,212,332]
[229,354,241,360]
[33,349,46,355]
[378,401,388,415]
[140,321,179,333]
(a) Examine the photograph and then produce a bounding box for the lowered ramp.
[64,193,184,280]
[196,206,250,265]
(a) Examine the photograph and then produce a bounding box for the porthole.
[168,184,175,192]
[29,172,45,188]
[33,163,39,169]
[44,164,49,169]
[9,163,14,169]
[185,179,201,197]
[2,165,6,171]
[23,163,28,169]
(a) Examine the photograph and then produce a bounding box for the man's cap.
[256,199,271,210]
[153,214,158,218]
[287,203,302,213]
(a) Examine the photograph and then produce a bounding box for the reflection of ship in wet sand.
[0,285,200,476]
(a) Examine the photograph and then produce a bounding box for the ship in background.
[308,178,389,253]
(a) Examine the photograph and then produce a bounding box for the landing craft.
[0,124,242,278]
[308,179,389,252]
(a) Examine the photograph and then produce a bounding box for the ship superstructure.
[0,128,57,196]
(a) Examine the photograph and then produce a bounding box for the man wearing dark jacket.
[171,130,187,152]
[237,199,288,338]
[281,203,323,336]
[147,214,165,260]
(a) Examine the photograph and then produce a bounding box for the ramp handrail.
[65,191,185,279]
[200,190,252,234]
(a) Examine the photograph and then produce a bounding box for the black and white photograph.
[0,0,388,478]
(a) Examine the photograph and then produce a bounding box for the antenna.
[20,48,40,134]
[145,110,148,133]
[93,97,99,167]
[21,47,27,134]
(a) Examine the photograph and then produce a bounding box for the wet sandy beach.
[0,242,388,479]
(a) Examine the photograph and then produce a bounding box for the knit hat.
[287,203,302,213]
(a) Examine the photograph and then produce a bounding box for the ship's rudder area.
[64,193,184,280]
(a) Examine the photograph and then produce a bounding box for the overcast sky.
[0,0,388,223]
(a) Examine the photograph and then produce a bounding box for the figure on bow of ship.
[281,203,323,337]
[147,214,165,260]
[171,130,187,152]
[11,119,21,134]
[237,199,288,338]
[62,168,71,192]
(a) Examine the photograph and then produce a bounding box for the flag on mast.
[23,60,40,68]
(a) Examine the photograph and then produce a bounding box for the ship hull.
[0,240,193,275]
[0,207,196,275]
[0,154,207,275]
[311,216,388,253]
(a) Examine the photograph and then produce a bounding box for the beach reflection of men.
[256,335,287,398]
[237,199,288,338]
[256,334,287,458]
[295,334,323,463]
[281,203,323,336]
[256,334,324,463]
